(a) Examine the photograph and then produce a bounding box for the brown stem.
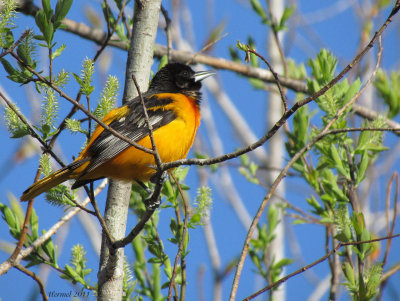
[15,263,48,301]
[167,173,190,301]
[246,48,288,112]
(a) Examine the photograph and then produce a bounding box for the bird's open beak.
[193,70,216,82]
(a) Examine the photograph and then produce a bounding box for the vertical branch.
[265,1,287,300]
[97,1,162,300]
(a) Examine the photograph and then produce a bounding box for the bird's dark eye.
[181,70,189,78]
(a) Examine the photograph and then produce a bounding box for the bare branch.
[15,264,48,301]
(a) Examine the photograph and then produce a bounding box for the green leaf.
[189,213,201,225]
[267,205,279,233]
[151,263,161,300]
[356,150,369,186]
[343,78,361,103]
[229,46,241,62]
[278,6,294,30]
[250,0,268,22]
[17,43,32,67]
[236,40,248,51]
[342,262,356,286]
[35,10,46,32]
[1,58,18,77]
[54,0,73,25]
[0,202,20,239]
[249,78,265,89]
[158,55,168,70]
[42,236,57,264]
[43,21,54,46]
[247,36,258,67]
[356,130,369,152]
[30,209,39,241]
[72,72,83,86]
[42,0,51,15]
[65,118,86,134]
[4,104,30,138]
[306,195,324,215]
[374,69,400,118]
[329,144,348,178]
[273,258,294,269]
[360,228,371,258]
[51,43,66,59]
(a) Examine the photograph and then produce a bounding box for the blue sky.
[1,1,400,300]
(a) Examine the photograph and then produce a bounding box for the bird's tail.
[20,158,91,201]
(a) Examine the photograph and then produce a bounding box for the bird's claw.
[144,195,161,210]
[150,171,167,185]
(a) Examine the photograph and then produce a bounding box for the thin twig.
[377,172,398,297]
[381,262,400,282]
[131,75,163,170]
[84,184,114,244]
[167,172,190,301]
[246,48,288,112]
[161,5,173,61]
[15,263,48,301]
[8,169,40,263]
[382,172,398,268]
[64,191,96,215]
[112,199,160,249]
[93,0,128,62]
[265,0,288,76]
[276,194,322,225]
[185,32,229,66]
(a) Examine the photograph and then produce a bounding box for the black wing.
[81,95,175,176]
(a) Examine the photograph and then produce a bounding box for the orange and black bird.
[20,63,214,201]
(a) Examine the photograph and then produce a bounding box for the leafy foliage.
[4,103,30,138]
[286,49,389,299]
[0,0,17,48]
[34,0,72,47]
[0,31,36,84]
[93,75,119,119]
[61,244,93,290]
[374,69,400,118]
[249,205,294,287]
[73,57,95,96]
[189,186,213,227]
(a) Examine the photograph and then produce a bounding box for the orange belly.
[93,118,197,181]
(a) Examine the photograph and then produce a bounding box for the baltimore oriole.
[20,63,214,201]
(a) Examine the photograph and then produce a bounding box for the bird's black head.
[149,63,214,96]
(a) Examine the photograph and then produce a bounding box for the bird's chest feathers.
[151,93,200,161]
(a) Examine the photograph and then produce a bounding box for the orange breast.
[80,93,200,182]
